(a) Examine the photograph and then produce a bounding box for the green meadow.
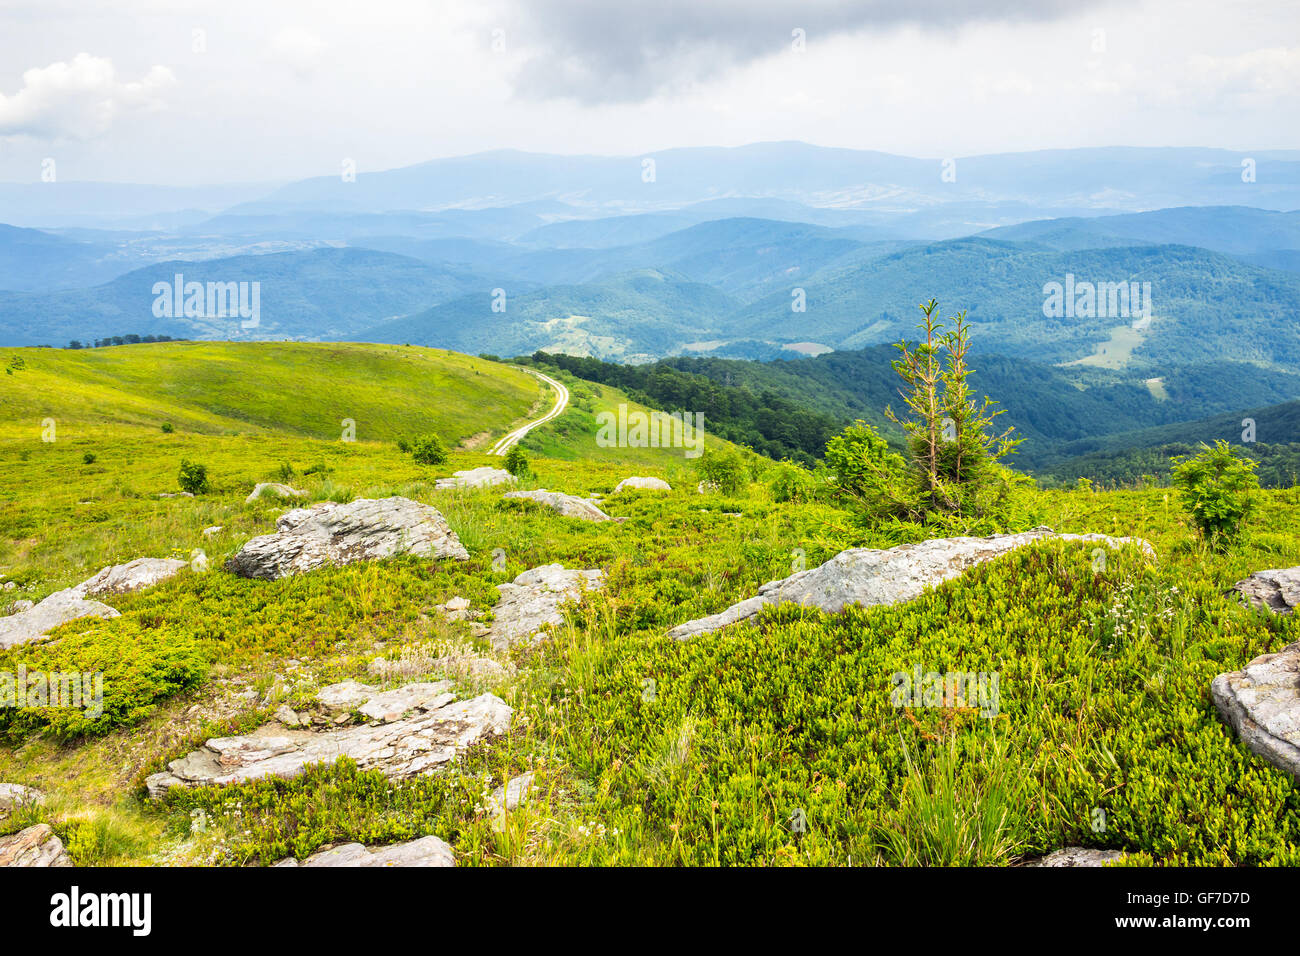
[0,342,1296,867]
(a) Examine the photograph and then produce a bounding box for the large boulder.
[146,685,510,798]
[274,835,453,867]
[226,497,468,580]
[502,489,610,522]
[0,784,45,812]
[613,476,671,493]
[1211,641,1300,783]
[489,564,605,653]
[1233,568,1300,616]
[435,467,516,491]
[0,557,187,650]
[0,824,71,867]
[666,527,1155,639]
[246,482,305,505]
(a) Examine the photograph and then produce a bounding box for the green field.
[0,342,1296,867]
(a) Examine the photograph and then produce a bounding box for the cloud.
[1185,46,1300,101]
[500,0,1101,103]
[0,54,174,140]
[268,28,329,76]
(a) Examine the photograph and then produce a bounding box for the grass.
[0,342,1297,867]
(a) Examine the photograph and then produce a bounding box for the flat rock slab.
[1211,641,1300,783]
[146,689,510,798]
[246,482,305,505]
[613,477,671,493]
[1026,847,1125,867]
[0,824,71,867]
[435,467,516,490]
[274,835,453,868]
[489,564,605,653]
[0,557,187,650]
[1233,568,1300,616]
[226,496,468,580]
[667,527,1155,639]
[503,489,610,522]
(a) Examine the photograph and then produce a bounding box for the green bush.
[161,422,174,434]
[695,447,747,495]
[82,452,96,465]
[768,461,815,503]
[178,459,210,495]
[1171,441,1259,550]
[824,420,914,520]
[503,444,530,477]
[410,434,448,466]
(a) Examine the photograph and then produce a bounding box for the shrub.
[410,434,447,466]
[695,447,747,495]
[503,444,530,477]
[824,421,914,520]
[161,422,174,434]
[395,436,411,454]
[275,461,295,483]
[768,460,815,503]
[1171,441,1259,550]
[82,452,96,465]
[178,459,210,495]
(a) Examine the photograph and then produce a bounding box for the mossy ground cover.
[0,343,1297,866]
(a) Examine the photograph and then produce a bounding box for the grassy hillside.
[0,341,1297,869]
[0,342,541,443]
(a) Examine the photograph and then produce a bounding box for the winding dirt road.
[490,368,569,456]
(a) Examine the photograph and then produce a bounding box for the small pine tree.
[178,459,210,495]
[411,434,448,466]
[503,444,530,477]
[1171,441,1259,550]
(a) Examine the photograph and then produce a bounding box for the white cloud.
[0,54,174,140]
[268,28,328,76]
[1185,46,1300,101]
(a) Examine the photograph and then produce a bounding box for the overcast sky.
[0,0,1296,184]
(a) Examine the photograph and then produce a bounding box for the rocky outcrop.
[613,477,671,493]
[502,489,610,522]
[488,564,605,653]
[1025,847,1125,867]
[74,557,188,598]
[246,482,305,505]
[1211,641,1300,783]
[0,557,187,650]
[274,835,453,868]
[226,497,468,580]
[435,467,516,491]
[0,784,45,811]
[666,527,1155,639]
[1233,568,1300,616]
[146,684,510,798]
[0,824,71,867]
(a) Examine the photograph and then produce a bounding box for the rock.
[202,526,223,537]
[1233,568,1300,616]
[357,681,453,723]
[435,467,516,491]
[666,527,1156,639]
[0,556,189,649]
[445,596,470,612]
[0,825,71,867]
[274,835,453,868]
[226,496,468,580]
[502,489,611,522]
[315,680,379,713]
[1,582,13,590]
[489,772,535,814]
[74,557,187,598]
[157,491,195,499]
[0,783,45,811]
[1211,641,1300,783]
[1025,847,1125,867]
[274,705,302,728]
[488,564,605,653]
[146,690,510,797]
[6,599,32,614]
[246,482,305,505]
[613,476,671,493]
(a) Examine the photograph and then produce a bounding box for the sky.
[0,0,1296,185]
